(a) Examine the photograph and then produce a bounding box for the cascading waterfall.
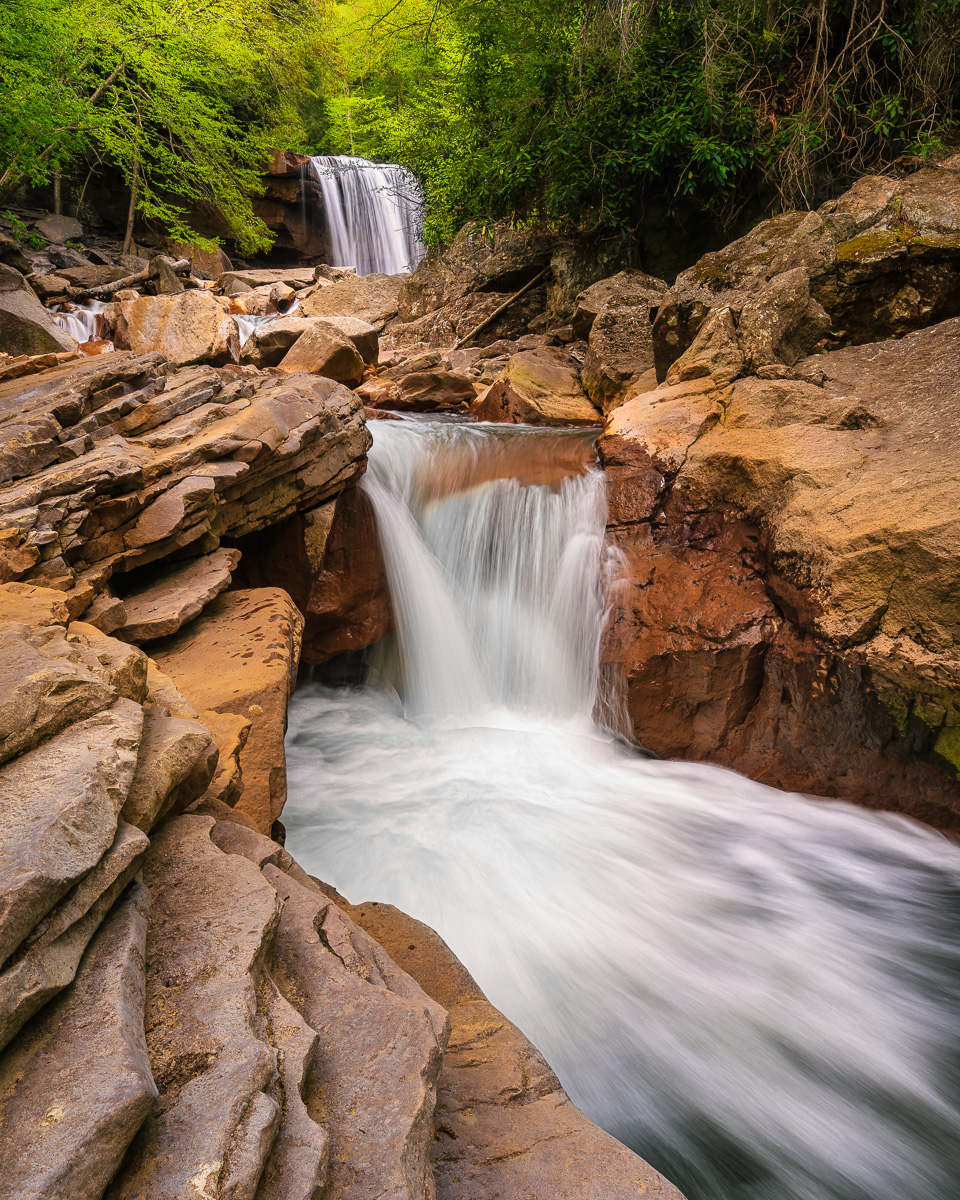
[50,300,108,344]
[284,419,960,1200]
[308,155,425,276]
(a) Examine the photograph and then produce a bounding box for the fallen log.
[61,257,191,302]
[452,267,551,350]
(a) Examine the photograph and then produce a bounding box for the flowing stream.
[285,419,960,1200]
[307,155,425,275]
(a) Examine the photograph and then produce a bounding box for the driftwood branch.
[453,267,551,349]
[61,257,190,301]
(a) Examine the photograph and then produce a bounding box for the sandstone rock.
[277,320,366,384]
[0,620,117,765]
[0,882,157,1200]
[166,239,233,279]
[349,901,685,1200]
[600,313,960,826]
[571,269,668,340]
[220,267,316,290]
[299,272,404,330]
[58,265,130,288]
[0,581,69,624]
[380,369,478,413]
[33,214,84,244]
[398,222,558,322]
[121,708,216,831]
[473,348,600,426]
[118,290,240,365]
[82,589,127,633]
[150,589,303,831]
[116,547,240,642]
[582,303,662,413]
[148,255,185,296]
[261,865,447,1200]
[0,262,76,356]
[195,709,251,808]
[234,490,392,666]
[0,820,149,1050]
[0,232,31,274]
[243,314,379,368]
[0,699,142,964]
[665,307,744,385]
[105,816,281,1200]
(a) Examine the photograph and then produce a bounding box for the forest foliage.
[318,0,960,244]
[0,0,330,251]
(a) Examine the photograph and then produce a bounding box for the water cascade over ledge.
[285,419,960,1200]
[307,155,425,276]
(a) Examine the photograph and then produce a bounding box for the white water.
[285,420,960,1200]
[308,155,425,276]
[51,300,107,343]
[233,297,300,348]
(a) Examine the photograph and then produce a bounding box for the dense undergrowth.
[315,0,960,244]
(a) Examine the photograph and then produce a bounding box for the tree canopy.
[0,0,330,251]
[316,0,960,244]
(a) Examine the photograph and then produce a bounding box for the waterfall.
[307,155,425,276]
[51,300,108,344]
[285,419,960,1200]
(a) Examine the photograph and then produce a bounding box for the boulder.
[117,290,239,365]
[149,589,303,831]
[0,883,157,1200]
[298,272,404,330]
[115,547,240,642]
[57,265,129,288]
[582,300,663,413]
[0,262,77,355]
[121,708,216,832]
[0,232,31,274]
[166,238,232,278]
[653,164,960,380]
[219,267,316,290]
[277,319,366,384]
[243,314,379,368]
[33,214,84,244]
[375,369,478,413]
[473,348,601,426]
[398,221,558,322]
[571,269,668,340]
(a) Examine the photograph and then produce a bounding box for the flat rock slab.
[117,547,240,643]
[0,698,142,965]
[150,588,303,831]
[221,268,317,290]
[0,882,157,1200]
[106,815,281,1200]
[299,273,403,331]
[121,707,216,832]
[348,902,686,1200]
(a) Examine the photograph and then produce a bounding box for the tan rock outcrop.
[117,290,240,366]
[299,272,404,330]
[115,546,240,642]
[241,314,379,368]
[278,320,366,384]
[150,588,303,831]
[473,348,601,426]
[600,313,960,828]
[0,262,77,357]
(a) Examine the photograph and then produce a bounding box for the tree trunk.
[53,171,62,217]
[122,157,140,257]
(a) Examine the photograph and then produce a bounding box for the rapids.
[285,419,960,1200]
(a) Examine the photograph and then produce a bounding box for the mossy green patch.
[835,230,902,261]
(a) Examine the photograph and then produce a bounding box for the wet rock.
[116,547,240,642]
[0,820,149,1050]
[0,698,142,965]
[105,815,281,1200]
[0,882,157,1200]
[348,901,685,1200]
[473,348,600,426]
[0,262,76,356]
[117,290,239,365]
[220,267,317,291]
[277,320,366,385]
[571,269,668,340]
[150,588,303,831]
[381,369,478,413]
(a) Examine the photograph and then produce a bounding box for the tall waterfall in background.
[308,154,425,276]
[285,420,960,1200]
